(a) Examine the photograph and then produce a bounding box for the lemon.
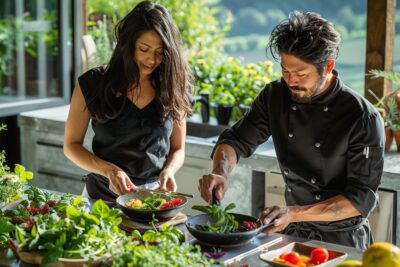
[335,260,362,267]
[362,242,400,267]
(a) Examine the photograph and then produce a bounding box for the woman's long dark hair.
[87,1,193,123]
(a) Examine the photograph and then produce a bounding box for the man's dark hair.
[267,10,341,75]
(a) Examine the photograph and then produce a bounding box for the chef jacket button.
[287,187,292,192]
[315,142,321,148]
[288,133,294,138]
[311,178,316,184]
[284,169,289,176]
[291,105,297,111]
[315,194,321,200]
[323,106,329,112]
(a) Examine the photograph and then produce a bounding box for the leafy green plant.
[87,16,113,67]
[189,54,280,119]
[16,198,123,265]
[369,70,400,131]
[0,124,33,204]
[87,0,231,54]
[369,69,400,88]
[102,225,209,266]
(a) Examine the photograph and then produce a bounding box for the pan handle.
[256,222,274,234]
[212,189,220,206]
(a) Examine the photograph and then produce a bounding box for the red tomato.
[310,247,329,264]
[279,251,290,260]
[285,251,300,265]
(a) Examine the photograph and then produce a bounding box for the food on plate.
[124,193,184,210]
[273,247,329,266]
[362,242,400,267]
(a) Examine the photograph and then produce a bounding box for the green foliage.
[0,124,34,204]
[0,18,15,93]
[87,16,113,67]
[105,237,209,266]
[87,0,231,63]
[369,70,400,131]
[369,70,400,88]
[189,54,280,109]
[17,198,123,265]
[3,188,209,266]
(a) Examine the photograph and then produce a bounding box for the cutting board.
[119,212,187,232]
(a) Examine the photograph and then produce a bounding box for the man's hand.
[259,205,294,234]
[198,173,228,204]
[106,169,135,195]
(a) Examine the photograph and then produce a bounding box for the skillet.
[185,212,274,247]
[116,191,187,222]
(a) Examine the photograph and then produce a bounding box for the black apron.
[78,67,173,200]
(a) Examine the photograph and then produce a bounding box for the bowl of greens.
[185,203,273,247]
[116,191,187,222]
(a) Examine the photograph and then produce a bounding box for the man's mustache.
[289,86,306,92]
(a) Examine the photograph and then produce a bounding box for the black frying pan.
[116,191,187,222]
[185,213,273,247]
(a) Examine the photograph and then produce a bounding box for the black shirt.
[213,73,385,242]
[78,67,173,187]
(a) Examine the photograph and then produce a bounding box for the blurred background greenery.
[85,0,400,122]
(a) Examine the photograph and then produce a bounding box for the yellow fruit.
[335,260,362,267]
[362,242,400,267]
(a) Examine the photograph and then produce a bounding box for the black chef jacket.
[78,67,173,201]
[213,72,385,249]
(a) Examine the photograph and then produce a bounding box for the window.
[0,0,74,116]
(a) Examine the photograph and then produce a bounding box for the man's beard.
[289,76,326,103]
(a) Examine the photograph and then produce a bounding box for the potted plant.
[369,70,400,151]
[0,123,33,207]
[211,89,236,125]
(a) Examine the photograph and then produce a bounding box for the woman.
[64,1,193,201]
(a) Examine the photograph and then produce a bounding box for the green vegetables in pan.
[191,203,239,234]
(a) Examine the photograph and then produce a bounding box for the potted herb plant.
[0,123,33,207]
[211,89,236,125]
[369,70,400,151]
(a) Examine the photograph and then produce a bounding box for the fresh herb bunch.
[0,123,33,204]
[100,225,210,267]
[192,203,239,234]
[0,216,14,248]
[0,188,88,250]
[15,199,123,266]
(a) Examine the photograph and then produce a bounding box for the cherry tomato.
[310,247,329,264]
[279,251,290,260]
[285,251,300,265]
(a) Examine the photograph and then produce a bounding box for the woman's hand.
[259,205,293,234]
[106,169,135,195]
[159,167,177,192]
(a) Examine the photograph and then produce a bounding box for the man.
[198,11,384,249]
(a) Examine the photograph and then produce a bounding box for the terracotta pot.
[393,130,400,152]
[385,127,394,150]
[394,91,400,111]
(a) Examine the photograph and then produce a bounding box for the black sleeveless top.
[78,67,173,190]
